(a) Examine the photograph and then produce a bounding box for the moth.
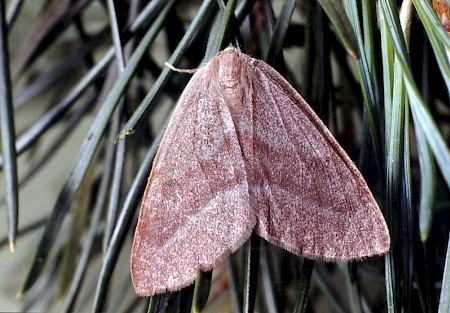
[131,47,390,296]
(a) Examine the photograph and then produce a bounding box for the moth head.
[213,48,244,89]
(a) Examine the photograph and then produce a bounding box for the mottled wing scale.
[246,57,390,261]
[131,48,390,296]
[131,63,255,296]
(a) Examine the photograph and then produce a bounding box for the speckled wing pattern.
[248,58,390,261]
[131,59,256,296]
[131,47,390,296]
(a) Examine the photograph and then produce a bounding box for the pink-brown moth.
[131,47,390,296]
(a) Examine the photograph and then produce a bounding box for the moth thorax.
[215,50,243,90]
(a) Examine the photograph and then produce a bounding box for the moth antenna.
[164,62,198,74]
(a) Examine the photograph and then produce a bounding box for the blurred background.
[0,0,449,312]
